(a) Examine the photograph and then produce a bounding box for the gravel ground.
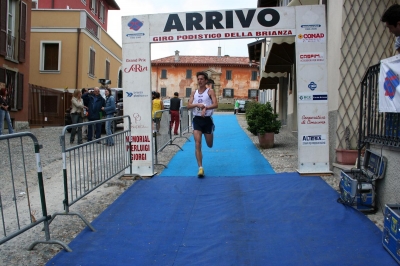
[0,114,384,265]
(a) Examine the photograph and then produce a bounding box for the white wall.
[326,0,343,112]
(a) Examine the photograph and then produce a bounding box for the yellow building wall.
[30,10,122,92]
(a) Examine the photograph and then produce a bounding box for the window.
[32,0,38,8]
[1,0,27,62]
[161,69,167,79]
[226,70,232,80]
[279,0,290,6]
[99,2,105,22]
[40,42,61,72]
[223,88,234,98]
[81,0,86,5]
[186,69,192,79]
[89,47,96,77]
[161,88,166,97]
[251,71,257,81]
[185,88,191,97]
[90,0,97,14]
[0,67,23,110]
[105,60,110,79]
[248,89,258,99]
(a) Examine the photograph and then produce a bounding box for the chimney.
[218,46,221,57]
[174,50,180,62]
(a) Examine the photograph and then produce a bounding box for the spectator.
[234,99,239,115]
[169,92,181,135]
[81,88,89,139]
[102,88,116,146]
[70,89,86,144]
[82,87,105,143]
[0,88,14,135]
[381,4,400,53]
[152,91,164,134]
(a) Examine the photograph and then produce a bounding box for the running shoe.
[198,167,204,177]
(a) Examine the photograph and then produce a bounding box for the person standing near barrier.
[169,92,181,135]
[382,4,400,53]
[81,88,89,139]
[234,99,239,115]
[82,87,105,143]
[69,89,86,144]
[0,88,14,135]
[102,88,115,146]
[187,72,218,177]
[152,91,164,135]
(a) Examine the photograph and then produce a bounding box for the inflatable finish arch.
[122,5,329,176]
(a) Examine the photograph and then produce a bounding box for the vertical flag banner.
[379,55,400,113]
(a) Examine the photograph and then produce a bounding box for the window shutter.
[0,0,7,56]
[248,90,251,98]
[17,73,23,109]
[18,2,27,62]
[0,67,5,83]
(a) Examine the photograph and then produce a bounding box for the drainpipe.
[76,28,81,90]
[52,0,54,9]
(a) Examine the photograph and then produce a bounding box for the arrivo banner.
[124,7,297,43]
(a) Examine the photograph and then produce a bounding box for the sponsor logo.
[132,113,141,123]
[126,33,145,38]
[297,33,325,42]
[313,94,328,101]
[126,91,149,98]
[384,69,398,99]
[301,24,321,30]
[124,64,148,73]
[302,134,327,146]
[299,52,325,64]
[308,82,317,91]
[299,94,328,102]
[128,18,143,31]
[299,95,312,101]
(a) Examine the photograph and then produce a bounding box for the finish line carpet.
[47,115,396,265]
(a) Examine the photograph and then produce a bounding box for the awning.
[259,76,279,90]
[257,0,280,7]
[248,39,265,62]
[263,36,295,74]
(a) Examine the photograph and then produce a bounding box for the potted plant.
[245,102,281,148]
[335,126,358,165]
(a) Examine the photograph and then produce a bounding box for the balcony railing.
[86,15,99,38]
[359,63,400,148]
[5,33,17,61]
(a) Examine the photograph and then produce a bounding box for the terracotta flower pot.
[258,132,274,149]
[335,148,358,165]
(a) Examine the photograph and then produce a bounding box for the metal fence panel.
[0,132,70,251]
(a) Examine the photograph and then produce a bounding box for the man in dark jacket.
[169,92,181,135]
[82,87,105,142]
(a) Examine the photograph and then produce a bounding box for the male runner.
[187,72,218,177]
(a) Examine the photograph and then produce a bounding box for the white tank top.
[192,88,214,117]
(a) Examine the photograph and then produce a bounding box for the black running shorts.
[192,116,215,134]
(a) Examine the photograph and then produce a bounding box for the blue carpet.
[47,114,397,265]
[160,115,275,177]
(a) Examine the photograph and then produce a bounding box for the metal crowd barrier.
[50,116,140,238]
[0,132,70,251]
[176,106,191,141]
[153,110,183,168]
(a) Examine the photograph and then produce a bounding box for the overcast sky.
[108,0,259,60]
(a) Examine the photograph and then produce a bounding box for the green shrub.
[245,102,281,135]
